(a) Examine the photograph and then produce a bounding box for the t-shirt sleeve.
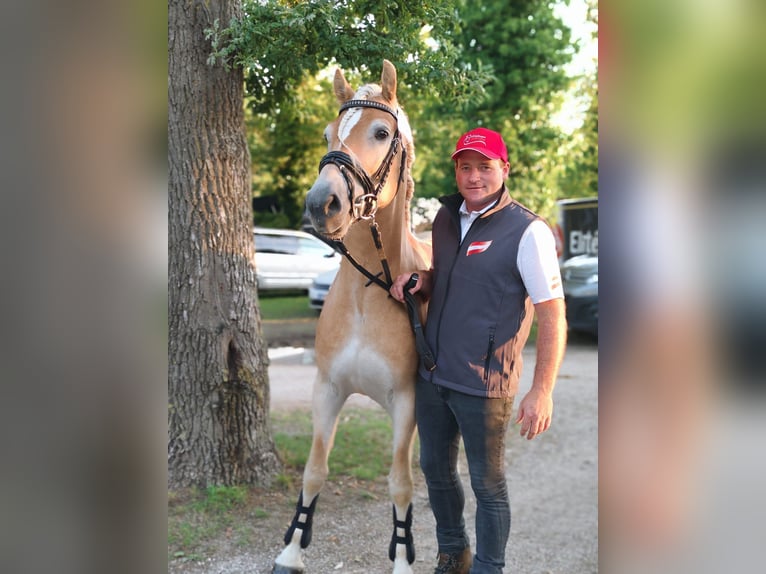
[517,219,564,304]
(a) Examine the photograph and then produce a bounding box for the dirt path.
[170,332,598,574]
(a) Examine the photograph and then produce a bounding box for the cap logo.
[463,134,487,146]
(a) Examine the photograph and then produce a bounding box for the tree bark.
[168,0,280,488]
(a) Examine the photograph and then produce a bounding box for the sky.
[557,0,598,77]
[552,0,598,133]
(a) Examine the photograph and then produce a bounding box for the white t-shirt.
[459,202,563,304]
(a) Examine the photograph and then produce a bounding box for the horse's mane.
[402,127,415,232]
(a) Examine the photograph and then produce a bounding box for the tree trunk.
[168,0,280,488]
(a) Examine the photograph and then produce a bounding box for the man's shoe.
[433,547,472,574]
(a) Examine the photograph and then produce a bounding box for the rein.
[318,98,436,371]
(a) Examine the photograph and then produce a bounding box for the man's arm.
[515,298,567,440]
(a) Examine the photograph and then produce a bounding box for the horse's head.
[305,60,413,240]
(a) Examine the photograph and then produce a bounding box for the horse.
[272,60,431,574]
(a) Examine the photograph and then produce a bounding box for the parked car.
[253,228,339,292]
[308,267,339,310]
[561,255,598,336]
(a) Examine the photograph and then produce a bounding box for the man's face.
[454,150,510,211]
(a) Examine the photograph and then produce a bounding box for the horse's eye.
[375,129,389,141]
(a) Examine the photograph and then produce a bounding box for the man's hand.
[515,389,553,440]
[390,269,432,302]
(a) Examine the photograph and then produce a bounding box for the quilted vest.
[419,190,538,398]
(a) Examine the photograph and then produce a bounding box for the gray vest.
[420,191,537,398]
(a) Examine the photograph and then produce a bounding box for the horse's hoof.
[272,564,303,574]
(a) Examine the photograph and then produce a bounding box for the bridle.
[316,98,436,371]
[316,98,408,290]
[318,99,407,223]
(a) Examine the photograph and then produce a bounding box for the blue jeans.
[416,377,515,574]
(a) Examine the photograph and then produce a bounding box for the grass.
[168,485,261,561]
[168,407,411,563]
[258,293,316,321]
[272,408,406,481]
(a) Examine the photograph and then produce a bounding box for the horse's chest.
[316,291,416,397]
[327,333,393,388]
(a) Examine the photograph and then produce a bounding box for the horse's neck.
[343,189,411,272]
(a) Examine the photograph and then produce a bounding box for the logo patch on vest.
[466,240,492,256]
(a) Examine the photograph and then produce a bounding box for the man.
[390,127,567,574]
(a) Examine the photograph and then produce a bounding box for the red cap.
[451,127,508,163]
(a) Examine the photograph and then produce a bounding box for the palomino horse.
[272,60,431,574]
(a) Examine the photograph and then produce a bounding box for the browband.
[338,99,398,120]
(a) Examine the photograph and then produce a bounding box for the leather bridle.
[316,98,407,290]
[318,99,406,223]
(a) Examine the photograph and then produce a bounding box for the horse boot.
[388,503,415,564]
[284,490,318,549]
[272,491,319,574]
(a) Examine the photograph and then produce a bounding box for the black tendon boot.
[283,490,319,549]
[388,503,415,564]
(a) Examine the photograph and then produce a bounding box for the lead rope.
[327,225,436,372]
[369,220,393,287]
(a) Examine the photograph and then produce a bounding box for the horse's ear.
[334,68,355,104]
[381,59,397,102]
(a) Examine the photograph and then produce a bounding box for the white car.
[308,267,339,310]
[254,228,339,292]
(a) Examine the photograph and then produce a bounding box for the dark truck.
[554,198,598,336]
[554,197,598,262]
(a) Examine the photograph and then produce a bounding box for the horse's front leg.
[273,374,346,574]
[387,387,417,574]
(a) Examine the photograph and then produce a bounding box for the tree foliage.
[246,73,338,228]
[557,0,598,203]
[208,0,594,227]
[415,0,575,219]
[208,0,498,228]
[208,0,489,114]
[557,75,598,200]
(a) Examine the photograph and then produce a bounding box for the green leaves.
[207,0,488,114]
[412,0,580,216]
[207,0,595,226]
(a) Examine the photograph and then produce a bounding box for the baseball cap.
[451,127,508,163]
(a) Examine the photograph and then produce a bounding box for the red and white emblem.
[466,240,492,256]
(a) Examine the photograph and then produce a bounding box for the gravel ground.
[170,329,598,574]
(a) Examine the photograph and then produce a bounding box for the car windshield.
[298,237,333,257]
[255,234,298,255]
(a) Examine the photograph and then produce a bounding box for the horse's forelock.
[354,84,380,100]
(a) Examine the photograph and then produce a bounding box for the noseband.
[318,99,406,220]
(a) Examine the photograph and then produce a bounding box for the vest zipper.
[483,329,496,382]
